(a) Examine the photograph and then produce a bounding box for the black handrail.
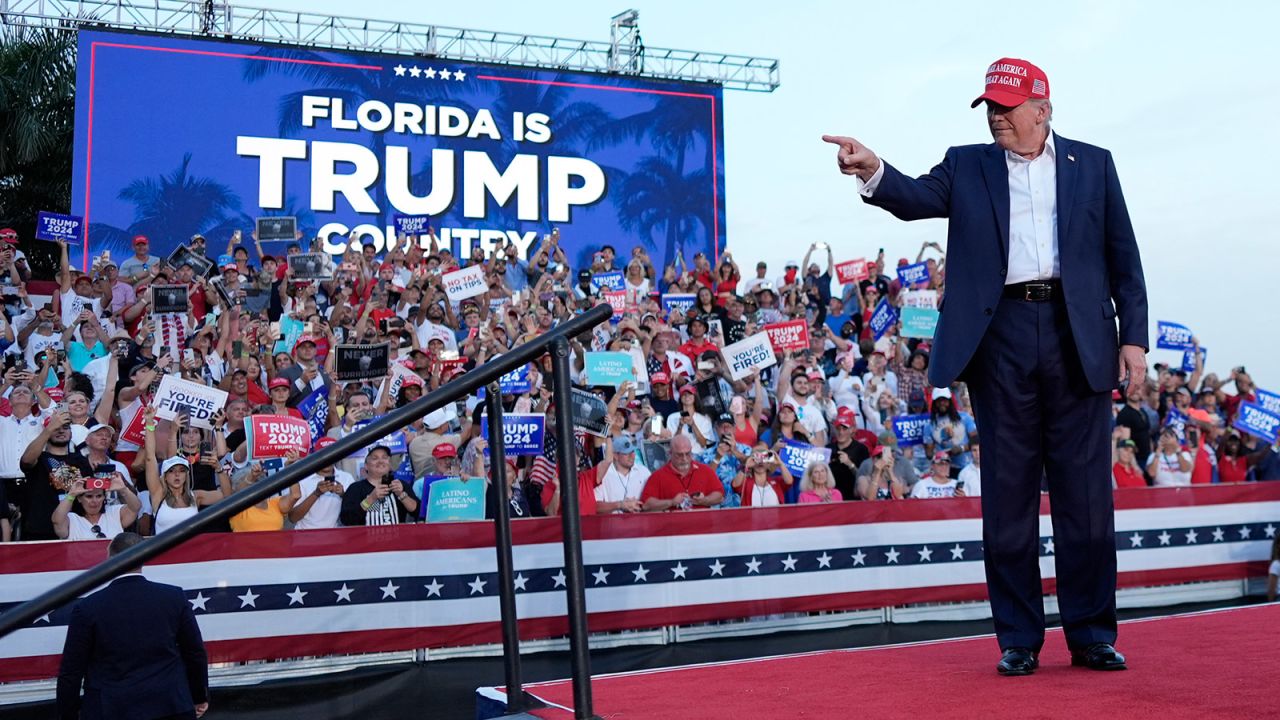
[0,302,614,707]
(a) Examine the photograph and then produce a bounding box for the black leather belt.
[1003,279,1061,302]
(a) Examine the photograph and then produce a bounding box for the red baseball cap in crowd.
[0,228,17,244]
[835,407,857,428]
[932,451,952,464]
[269,377,290,390]
[971,57,1050,108]
[132,234,149,245]
[433,443,457,459]
[678,384,696,395]
[651,372,671,385]
[314,436,337,450]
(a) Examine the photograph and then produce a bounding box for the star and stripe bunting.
[1,484,1277,681]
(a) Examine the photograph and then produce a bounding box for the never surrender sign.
[442,265,487,302]
[153,375,228,429]
[479,413,545,455]
[246,415,312,459]
[721,332,777,381]
[764,320,809,353]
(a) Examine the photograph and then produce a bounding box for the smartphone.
[649,415,663,435]
[955,480,965,492]
[183,348,195,363]
[232,340,244,358]
[85,477,111,491]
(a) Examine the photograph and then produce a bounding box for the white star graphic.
[782,554,798,571]
[1240,526,1253,540]
[1043,538,1055,555]
[1212,527,1225,543]
[671,562,688,579]
[335,584,355,602]
[513,573,528,591]
[816,552,832,569]
[851,549,867,566]
[423,580,442,598]
[552,570,567,588]
[632,565,650,582]
[453,69,466,81]
[709,559,726,576]
[438,71,452,82]
[35,612,51,624]
[917,546,933,562]
[423,67,437,79]
[885,547,900,564]
[189,592,209,612]
[950,544,965,560]
[468,576,487,595]
[1185,529,1199,544]
[286,586,308,606]
[745,557,762,574]
[1265,524,1277,539]
[237,589,259,608]
[592,567,610,585]
[379,581,400,599]
[393,64,406,77]
[1129,532,1144,548]
[1158,531,1172,546]
[408,66,421,78]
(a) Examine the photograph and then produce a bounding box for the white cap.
[932,387,953,400]
[160,456,191,475]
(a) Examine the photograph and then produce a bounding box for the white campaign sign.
[442,265,487,302]
[721,332,777,381]
[153,374,229,429]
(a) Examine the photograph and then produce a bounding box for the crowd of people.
[0,223,1276,546]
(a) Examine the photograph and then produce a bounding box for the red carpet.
[512,605,1278,719]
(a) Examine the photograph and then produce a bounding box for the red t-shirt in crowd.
[539,464,599,516]
[1218,454,1250,484]
[1113,462,1146,488]
[1191,447,1214,485]
[641,461,721,509]
[678,339,719,361]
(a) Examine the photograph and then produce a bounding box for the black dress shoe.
[1070,642,1127,671]
[997,647,1039,676]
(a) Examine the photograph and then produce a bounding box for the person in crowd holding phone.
[53,471,141,541]
[857,445,909,500]
[287,436,355,530]
[697,415,750,509]
[142,407,224,535]
[1147,427,1192,486]
[340,445,419,526]
[641,435,722,512]
[736,443,794,507]
[18,408,95,541]
[666,385,713,453]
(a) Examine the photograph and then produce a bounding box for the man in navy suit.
[824,58,1148,675]
[57,533,209,719]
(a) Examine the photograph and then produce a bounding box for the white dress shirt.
[858,132,1060,285]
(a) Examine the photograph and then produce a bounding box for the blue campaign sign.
[296,387,330,445]
[900,307,939,339]
[273,316,304,355]
[498,364,532,394]
[661,293,697,317]
[35,211,85,244]
[392,214,432,236]
[425,477,487,522]
[70,30,724,272]
[590,271,625,292]
[896,261,930,287]
[479,413,545,455]
[892,414,931,447]
[350,419,408,458]
[1181,346,1205,373]
[869,299,898,340]
[584,351,635,386]
[777,440,831,478]
[1233,402,1280,444]
[1156,321,1194,350]
[1164,408,1188,443]
[1256,388,1280,416]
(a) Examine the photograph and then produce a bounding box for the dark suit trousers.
[967,295,1117,651]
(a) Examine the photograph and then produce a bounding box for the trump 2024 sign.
[71,30,725,270]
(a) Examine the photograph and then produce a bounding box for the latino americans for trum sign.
[70,31,725,269]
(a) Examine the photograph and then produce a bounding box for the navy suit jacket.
[863,133,1148,393]
[57,574,208,720]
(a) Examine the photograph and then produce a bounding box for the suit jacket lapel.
[980,144,1011,261]
[1055,132,1078,243]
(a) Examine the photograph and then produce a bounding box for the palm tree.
[616,157,712,266]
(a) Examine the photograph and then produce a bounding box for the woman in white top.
[143,406,223,535]
[1146,427,1192,487]
[52,475,141,541]
[623,259,651,305]
[666,385,714,453]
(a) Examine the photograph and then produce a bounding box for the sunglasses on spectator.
[91,525,106,539]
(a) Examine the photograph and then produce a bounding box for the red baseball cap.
[835,407,857,428]
[0,228,17,243]
[268,377,290,390]
[651,372,671,385]
[314,436,337,450]
[432,442,457,459]
[971,57,1049,108]
[132,234,149,245]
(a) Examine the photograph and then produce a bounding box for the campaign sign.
[479,413,545,456]
[150,284,189,314]
[1182,347,1206,373]
[835,258,869,285]
[288,253,334,280]
[720,332,777,381]
[273,316,304,355]
[120,402,148,446]
[245,415,311,459]
[1156,321,1194,350]
[167,244,213,277]
[569,388,610,437]
[35,211,85,244]
[590,271,624,292]
[442,265,487,302]
[901,307,940,339]
[393,214,432,236]
[602,291,627,317]
[1165,408,1188,443]
[349,419,408,458]
[334,343,390,381]
[900,289,938,309]
[764,320,809,353]
[296,387,330,445]
[661,293,697,317]
[255,215,297,242]
[868,299,898,340]
[896,262,930,287]
[426,478,487,522]
[778,440,832,478]
[891,414,931,447]
[497,364,532,394]
[1256,389,1280,416]
[153,375,228,429]
[1234,403,1280,444]
[585,351,636,387]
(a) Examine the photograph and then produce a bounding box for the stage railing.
[0,302,613,720]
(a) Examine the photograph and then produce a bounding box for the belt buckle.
[1024,282,1051,302]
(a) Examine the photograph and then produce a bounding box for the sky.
[258,0,1280,385]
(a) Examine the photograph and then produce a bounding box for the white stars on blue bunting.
[745,557,762,574]
[286,586,308,606]
[392,64,467,82]
[379,581,400,600]
[592,567,610,586]
[335,584,355,602]
[468,577,487,595]
[632,565,650,583]
[237,589,259,608]
[189,592,210,612]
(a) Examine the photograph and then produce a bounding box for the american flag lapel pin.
[1068,154,1076,162]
